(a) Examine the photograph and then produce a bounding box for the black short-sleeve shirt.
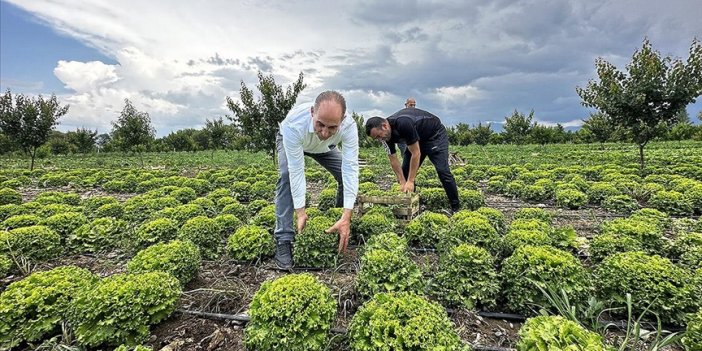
[383,108,444,154]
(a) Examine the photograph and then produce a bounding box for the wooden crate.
[357,193,420,221]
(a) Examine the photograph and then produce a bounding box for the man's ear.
[310,106,314,117]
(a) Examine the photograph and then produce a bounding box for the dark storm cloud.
[317,0,702,126]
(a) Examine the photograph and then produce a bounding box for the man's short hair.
[365,116,386,136]
[315,91,346,117]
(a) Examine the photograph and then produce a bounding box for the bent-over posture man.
[365,107,460,212]
[274,91,359,270]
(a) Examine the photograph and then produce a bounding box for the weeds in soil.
[536,282,683,351]
[182,274,252,314]
[33,322,82,351]
[5,243,36,275]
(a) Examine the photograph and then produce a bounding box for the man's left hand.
[326,217,351,253]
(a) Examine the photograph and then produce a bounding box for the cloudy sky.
[1,0,701,136]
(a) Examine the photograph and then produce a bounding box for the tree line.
[2,39,701,170]
[446,109,702,147]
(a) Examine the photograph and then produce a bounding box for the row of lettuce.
[2,155,702,216]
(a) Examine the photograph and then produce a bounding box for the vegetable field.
[1,141,701,351]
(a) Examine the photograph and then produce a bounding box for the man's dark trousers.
[400,132,460,211]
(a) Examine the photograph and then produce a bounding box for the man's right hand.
[295,208,308,233]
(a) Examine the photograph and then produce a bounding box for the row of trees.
[1,39,701,170]
[447,109,702,147]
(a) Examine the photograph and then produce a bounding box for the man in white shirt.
[275,90,359,270]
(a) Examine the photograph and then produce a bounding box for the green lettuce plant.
[70,271,181,347]
[226,224,274,262]
[0,266,97,349]
[245,273,336,351]
[127,240,201,285]
[349,292,466,351]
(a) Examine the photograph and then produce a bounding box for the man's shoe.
[275,240,293,270]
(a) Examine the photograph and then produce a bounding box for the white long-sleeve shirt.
[280,102,359,209]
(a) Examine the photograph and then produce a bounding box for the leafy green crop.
[431,244,498,309]
[0,187,22,206]
[0,266,97,349]
[349,292,466,351]
[128,240,201,285]
[440,215,503,256]
[177,216,222,259]
[595,251,697,325]
[294,216,338,268]
[404,211,449,247]
[355,248,423,299]
[70,217,127,253]
[226,224,274,261]
[502,245,590,315]
[70,271,181,347]
[649,190,694,216]
[0,225,62,262]
[40,212,88,239]
[516,315,607,351]
[133,218,179,250]
[555,188,588,209]
[246,273,336,351]
[683,308,702,351]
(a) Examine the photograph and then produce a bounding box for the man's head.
[365,116,391,141]
[404,97,416,108]
[311,91,346,141]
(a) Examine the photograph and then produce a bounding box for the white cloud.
[3,0,702,135]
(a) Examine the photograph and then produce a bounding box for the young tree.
[577,38,702,170]
[96,133,113,152]
[580,112,614,145]
[472,122,493,146]
[502,109,534,144]
[452,122,472,146]
[529,123,553,146]
[351,112,374,148]
[226,71,306,158]
[0,90,69,170]
[204,117,228,150]
[162,129,198,152]
[67,127,98,153]
[110,99,156,154]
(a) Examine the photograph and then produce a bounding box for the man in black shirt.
[365,107,461,212]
